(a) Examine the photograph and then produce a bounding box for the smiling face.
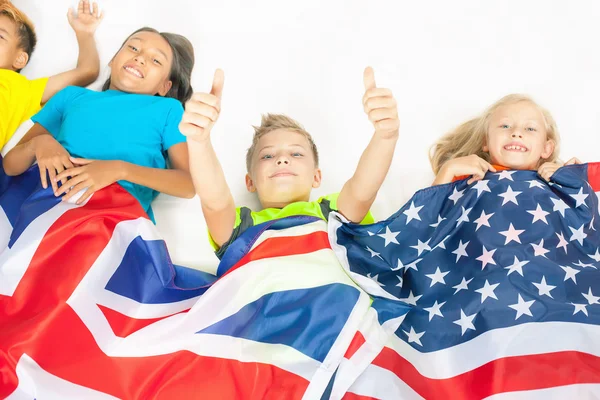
[483,101,555,170]
[246,129,322,209]
[108,30,173,96]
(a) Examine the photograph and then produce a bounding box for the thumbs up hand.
[362,67,399,139]
[179,69,225,142]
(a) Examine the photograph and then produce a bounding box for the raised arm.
[337,67,400,223]
[41,0,103,104]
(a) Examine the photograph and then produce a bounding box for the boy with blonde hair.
[181,67,399,257]
[0,0,103,150]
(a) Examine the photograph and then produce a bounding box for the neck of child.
[260,195,311,210]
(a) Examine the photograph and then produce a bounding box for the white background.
[14,0,600,271]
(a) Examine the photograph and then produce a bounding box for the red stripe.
[0,184,310,399]
[343,332,366,359]
[587,162,600,192]
[98,304,190,338]
[222,230,331,278]
[372,345,600,399]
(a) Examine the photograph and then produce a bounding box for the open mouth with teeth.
[503,144,528,152]
[123,65,144,78]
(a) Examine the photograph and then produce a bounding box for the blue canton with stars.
[333,164,600,352]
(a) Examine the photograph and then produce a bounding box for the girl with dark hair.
[2,27,196,221]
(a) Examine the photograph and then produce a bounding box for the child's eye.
[500,124,510,129]
[153,59,162,65]
[526,127,537,132]
[261,154,273,160]
[128,45,139,52]
[292,152,303,157]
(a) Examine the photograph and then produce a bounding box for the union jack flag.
[329,163,600,399]
[0,161,372,399]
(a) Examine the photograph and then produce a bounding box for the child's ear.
[541,139,555,159]
[158,80,173,97]
[312,168,322,188]
[245,174,256,192]
[13,51,28,71]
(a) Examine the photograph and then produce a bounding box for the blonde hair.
[429,94,560,174]
[245,113,319,172]
[0,0,37,69]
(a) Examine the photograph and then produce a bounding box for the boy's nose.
[511,131,522,139]
[134,56,146,66]
[277,159,289,165]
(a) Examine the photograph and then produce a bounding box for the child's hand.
[67,0,104,35]
[54,158,123,204]
[363,67,399,139]
[437,155,497,185]
[28,135,74,193]
[538,157,581,181]
[180,69,225,143]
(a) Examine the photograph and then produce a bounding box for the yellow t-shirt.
[210,193,375,259]
[0,69,48,149]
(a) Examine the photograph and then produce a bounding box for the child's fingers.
[48,167,59,194]
[82,0,90,14]
[67,8,74,23]
[92,2,99,18]
[69,157,93,165]
[77,187,95,205]
[77,0,84,15]
[367,108,397,124]
[210,69,225,99]
[189,93,220,109]
[373,118,400,133]
[55,166,83,182]
[363,67,376,91]
[56,174,86,196]
[184,101,219,122]
[62,181,89,202]
[565,157,581,166]
[39,164,49,189]
[362,88,392,105]
[364,96,397,113]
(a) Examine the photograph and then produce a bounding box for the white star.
[403,202,423,224]
[556,232,569,253]
[452,240,470,262]
[403,326,425,346]
[560,265,580,284]
[570,188,589,208]
[377,227,400,247]
[411,238,432,256]
[497,170,516,181]
[425,267,450,287]
[391,258,404,271]
[456,206,473,226]
[508,294,535,320]
[505,256,530,277]
[498,186,522,206]
[571,303,589,316]
[526,204,550,224]
[569,224,587,246]
[366,246,382,259]
[453,277,473,294]
[435,235,450,250]
[574,260,596,269]
[400,290,422,306]
[448,187,465,204]
[453,309,477,336]
[588,248,600,262]
[582,288,600,305]
[532,276,556,298]
[395,275,403,288]
[527,179,546,189]
[499,223,525,245]
[424,300,446,321]
[367,273,385,287]
[473,210,494,231]
[531,239,550,258]
[476,245,497,270]
[430,215,446,228]
[405,258,422,272]
[367,231,375,236]
[471,180,491,197]
[475,280,500,303]
[551,198,569,217]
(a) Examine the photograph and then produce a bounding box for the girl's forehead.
[491,101,544,122]
[125,31,173,59]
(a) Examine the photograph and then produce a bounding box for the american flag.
[0,161,372,399]
[329,163,600,399]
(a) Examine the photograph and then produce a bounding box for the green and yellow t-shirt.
[211,193,375,259]
[0,69,48,149]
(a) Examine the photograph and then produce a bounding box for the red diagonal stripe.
[97,304,190,338]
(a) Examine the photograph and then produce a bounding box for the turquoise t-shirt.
[31,86,186,220]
